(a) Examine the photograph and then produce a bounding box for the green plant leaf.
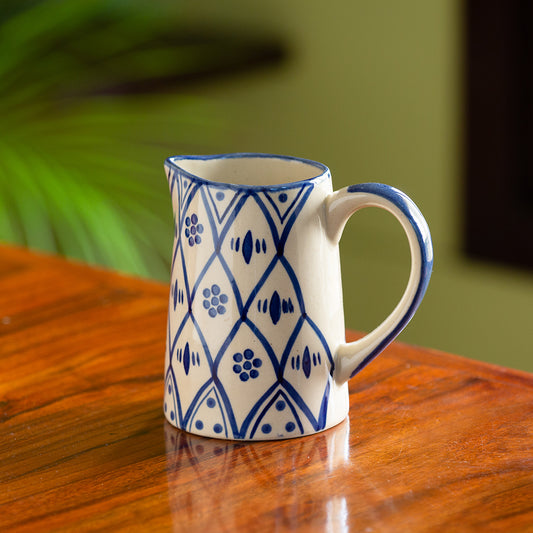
[0,0,285,279]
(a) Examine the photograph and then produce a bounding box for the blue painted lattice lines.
[166,169,333,438]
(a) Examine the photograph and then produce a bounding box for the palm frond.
[0,0,285,279]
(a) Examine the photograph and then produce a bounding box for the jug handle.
[325,183,433,385]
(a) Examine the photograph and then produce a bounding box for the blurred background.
[1,0,531,370]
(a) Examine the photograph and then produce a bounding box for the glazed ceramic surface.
[163,154,433,440]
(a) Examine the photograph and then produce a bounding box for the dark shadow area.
[465,0,533,270]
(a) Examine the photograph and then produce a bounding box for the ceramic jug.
[163,153,432,440]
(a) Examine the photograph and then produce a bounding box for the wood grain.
[1,245,532,532]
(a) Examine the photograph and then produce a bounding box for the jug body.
[164,154,348,440]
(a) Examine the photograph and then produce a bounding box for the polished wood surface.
[1,245,532,532]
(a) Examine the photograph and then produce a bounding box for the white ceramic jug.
[163,153,433,440]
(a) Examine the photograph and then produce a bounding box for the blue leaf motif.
[242,230,253,264]
[269,290,281,325]
[183,342,190,375]
[302,346,311,378]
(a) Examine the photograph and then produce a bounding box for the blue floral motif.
[185,213,204,246]
[232,349,262,381]
[203,284,228,317]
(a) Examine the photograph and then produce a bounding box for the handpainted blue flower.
[185,213,204,246]
[232,349,262,381]
[203,284,228,317]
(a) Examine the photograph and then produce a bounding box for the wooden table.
[1,245,532,532]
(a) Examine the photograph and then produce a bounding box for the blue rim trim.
[164,153,330,192]
[346,183,434,378]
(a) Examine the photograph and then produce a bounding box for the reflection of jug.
[164,420,350,532]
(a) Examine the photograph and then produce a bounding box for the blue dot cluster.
[185,213,204,246]
[203,284,228,317]
[232,349,262,381]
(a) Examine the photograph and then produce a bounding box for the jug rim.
[164,153,330,191]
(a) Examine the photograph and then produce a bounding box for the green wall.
[182,0,533,371]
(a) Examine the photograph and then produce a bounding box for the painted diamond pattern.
[165,167,333,439]
[281,320,333,427]
[216,326,277,435]
[245,261,301,364]
[179,196,217,298]
[168,318,212,426]
[190,257,240,361]
[219,199,277,304]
